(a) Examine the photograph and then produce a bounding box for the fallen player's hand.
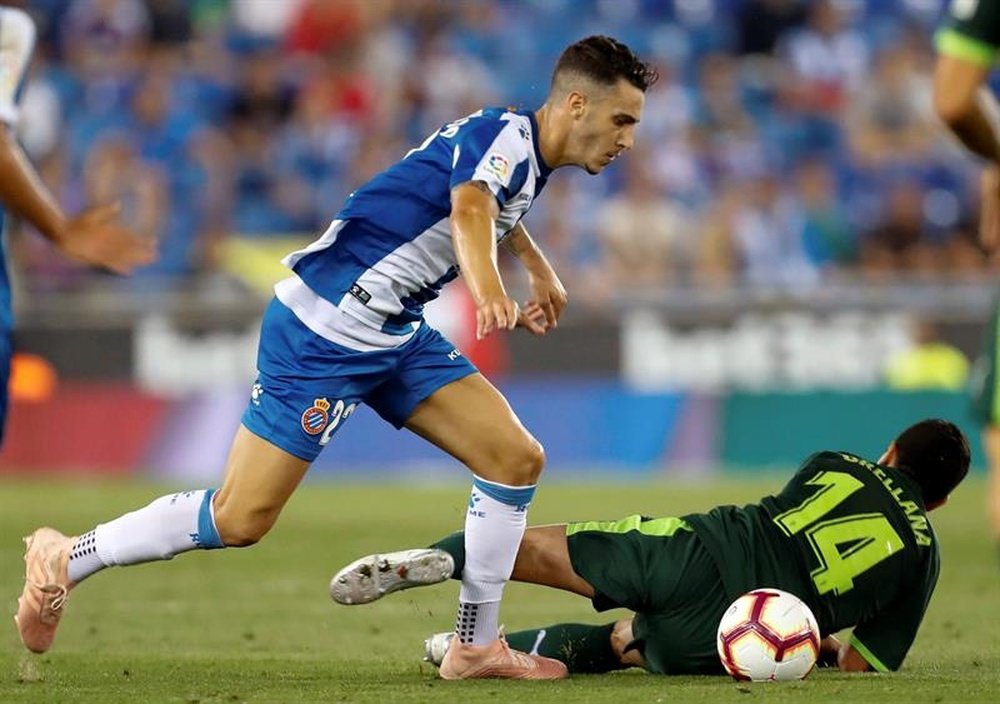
[817,635,843,668]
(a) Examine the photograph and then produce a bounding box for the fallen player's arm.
[835,639,873,672]
[817,635,874,672]
[817,636,842,668]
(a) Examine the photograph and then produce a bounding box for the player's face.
[572,79,645,175]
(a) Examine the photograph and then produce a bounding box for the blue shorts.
[242,298,477,461]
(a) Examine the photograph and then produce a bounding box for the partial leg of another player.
[401,373,566,679]
[984,425,1000,559]
[15,425,310,653]
[425,619,639,674]
[332,524,640,673]
[332,524,592,603]
[431,525,639,673]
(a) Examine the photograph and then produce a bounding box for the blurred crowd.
[6,0,998,303]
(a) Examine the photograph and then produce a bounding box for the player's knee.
[502,437,545,485]
[213,501,277,547]
[216,517,272,547]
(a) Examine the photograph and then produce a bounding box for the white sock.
[457,475,535,645]
[67,489,224,583]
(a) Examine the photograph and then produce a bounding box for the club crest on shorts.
[300,398,331,435]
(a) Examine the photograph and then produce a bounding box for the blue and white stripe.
[0,7,36,127]
[0,7,36,334]
[280,106,552,351]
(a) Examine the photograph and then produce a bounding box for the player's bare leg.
[984,426,1000,550]
[15,425,309,654]
[509,525,594,596]
[332,522,631,675]
[403,373,565,679]
[211,426,311,546]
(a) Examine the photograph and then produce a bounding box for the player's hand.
[526,268,568,331]
[516,301,550,335]
[57,202,157,275]
[980,165,1000,252]
[817,635,843,668]
[475,293,519,340]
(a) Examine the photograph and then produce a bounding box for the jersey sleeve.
[449,120,529,206]
[848,545,940,672]
[936,0,1000,66]
[0,7,36,126]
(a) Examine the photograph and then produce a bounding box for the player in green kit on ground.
[933,0,1000,560]
[332,419,969,675]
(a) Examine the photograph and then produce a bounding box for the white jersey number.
[319,400,357,446]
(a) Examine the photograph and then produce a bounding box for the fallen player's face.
[578,79,645,175]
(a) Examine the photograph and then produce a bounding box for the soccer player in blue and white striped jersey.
[0,6,154,443]
[17,35,656,680]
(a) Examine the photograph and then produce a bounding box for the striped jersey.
[280,106,552,348]
[0,7,37,332]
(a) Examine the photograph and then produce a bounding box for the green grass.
[1,475,998,703]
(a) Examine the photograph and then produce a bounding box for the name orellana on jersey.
[278,107,550,350]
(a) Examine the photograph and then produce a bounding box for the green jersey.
[937,0,1000,65]
[685,451,939,672]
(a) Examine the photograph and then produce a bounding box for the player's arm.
[817,635,873,672]
[450,181,518,339]
[0,125,156,275]
[0,9,154,274]
[837,642,873,672]
[0,125,66,242]
[842,547,939,673]
[502,222,567,334]
[0,7,61,240]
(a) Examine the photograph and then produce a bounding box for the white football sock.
[457,476,535,645]
[67,489,224,583]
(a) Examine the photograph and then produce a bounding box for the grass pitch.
[1,475,997,703]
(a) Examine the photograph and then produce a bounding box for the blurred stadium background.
[0,0,994,481]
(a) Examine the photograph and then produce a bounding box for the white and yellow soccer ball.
[716,588,821,682]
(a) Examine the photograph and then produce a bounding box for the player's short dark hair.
[552,36,658,93]
[893,419,970,505]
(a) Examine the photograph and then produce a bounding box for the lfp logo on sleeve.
[484,153,510,182]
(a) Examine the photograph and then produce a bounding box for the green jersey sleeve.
[936,0,1000,66]
[848,534,940,672]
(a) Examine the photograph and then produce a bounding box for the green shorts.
[937,0,1000,66]
[971,298,1000,425]
[566,515,728,675]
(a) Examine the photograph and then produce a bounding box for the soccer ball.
[716,588,820,682]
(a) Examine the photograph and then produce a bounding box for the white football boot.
[330,548,454,605]
[424,631,454,666]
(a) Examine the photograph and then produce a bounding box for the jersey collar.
[526,110,553,178]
